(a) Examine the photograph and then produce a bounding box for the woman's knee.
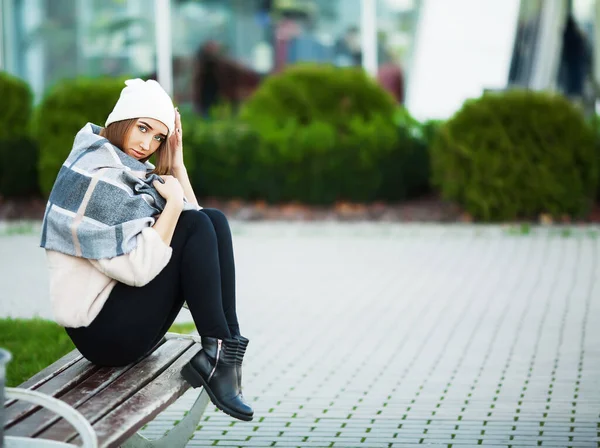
[172,210,218,249]
[201,208,230,232]
[178,209,215,233]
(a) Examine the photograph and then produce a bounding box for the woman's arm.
[90,226,172,287]
[173,167,199,208]
[152,199,183,245]
[152,175,185,245]
[88,176,184,287]
[170,109,200,208]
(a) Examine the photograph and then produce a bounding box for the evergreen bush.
[0,72,38,197]
[35,77,125,195]
[431,90,598,221]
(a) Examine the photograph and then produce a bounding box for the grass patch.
[0,318,196,387]
[504,223,532,235]
[169,322,196,334]
[0,318,75,387]
[560,228,573,237]
[0,221,39,237]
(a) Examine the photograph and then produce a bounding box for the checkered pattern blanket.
[40,123,194,259]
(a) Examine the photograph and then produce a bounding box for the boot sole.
[182,363,254,422]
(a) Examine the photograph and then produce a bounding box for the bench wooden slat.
[7,364,132,438]
[71,343,201,447]
[35,338,194,443]
[5,356,100,430]
[8,350,83,398]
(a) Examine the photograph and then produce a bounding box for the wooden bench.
[3,333,209,448]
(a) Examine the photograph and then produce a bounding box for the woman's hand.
[153,175,184,206]
[170,108,185,172]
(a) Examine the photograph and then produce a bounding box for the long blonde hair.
[100,119,172,175]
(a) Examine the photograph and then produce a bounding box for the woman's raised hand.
[170,108,185,172]
[153,175,184,205]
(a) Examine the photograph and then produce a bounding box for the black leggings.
[66,208,240,367]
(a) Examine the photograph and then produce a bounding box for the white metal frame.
[529,0,569,90]
[154,0,173,94]
[360,0,378,76]
[594,0,600,88]
[1,0,16,74]
[0,0,4,70]
[4,388,98,448]
[121,390,209,448]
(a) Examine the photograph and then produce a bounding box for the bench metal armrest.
[4,387,98,448]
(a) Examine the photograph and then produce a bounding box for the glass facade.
[376,0,421,103]
[562,0,595,97]
[2,0,156,98]
[508,0,544,87]
[4,0,594,116]
[172,0,366,113]
[508,0,596,99]
[172,0,421,111]
[1,0,421,108]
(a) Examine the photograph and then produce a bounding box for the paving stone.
[6,224,598,447]
[346,443,391,448]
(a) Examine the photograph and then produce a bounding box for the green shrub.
[0,72,32,140]
[219,63,399,203]
[377,108,440,201]
[184,114,398,204]
[240,63,396,131]
[183,115,262,200]
[186,66,438,204]
[431,90,598,221]
[186,103,438,205]
[332,115,397,202]
[255,119,342,203]
[0,72,38,197]
[35,77,126,196]
[590,114,600,201]
[0,138,39,198]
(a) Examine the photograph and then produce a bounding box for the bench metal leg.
[121,388,209,448]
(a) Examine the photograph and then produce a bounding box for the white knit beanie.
[105,78,175,135]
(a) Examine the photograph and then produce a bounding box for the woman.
[40,78,253,422]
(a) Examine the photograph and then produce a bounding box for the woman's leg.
[66,210,231,366]
[175,210,253,420]
[178,210,232,340]
[199,208,240,337]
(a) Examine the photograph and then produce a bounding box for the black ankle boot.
[182,336,254,421]
[234,335,249,392]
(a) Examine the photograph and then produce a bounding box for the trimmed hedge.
[377,108,440,201]
[0,72,31,140]
[182,110,434,205]
[183,116,261,200]
[0,72,38,197]
[208,63,404,204]
[35,77,126,196]
[24,71,429,204]
[251,115,396,203]
[431,90,598,221]
[591,115,600,200]
[25,68,431,205]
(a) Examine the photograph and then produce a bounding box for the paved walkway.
[2,223,600,447]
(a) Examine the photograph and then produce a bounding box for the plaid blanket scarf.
[40,123,195,259]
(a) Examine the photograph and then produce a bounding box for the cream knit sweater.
[46,227,172,328]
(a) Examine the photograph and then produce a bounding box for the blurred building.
[0,0,597,120]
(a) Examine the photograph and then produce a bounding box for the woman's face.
[123,118,168,160]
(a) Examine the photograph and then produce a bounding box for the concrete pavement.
[1,222,599,447]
